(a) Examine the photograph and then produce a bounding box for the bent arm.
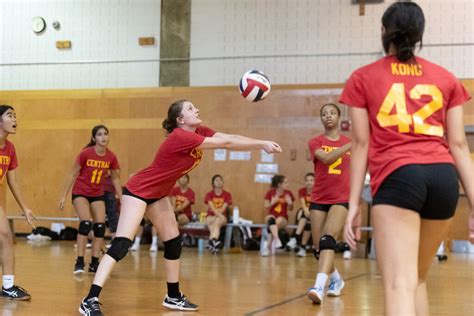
[314,142,352,165]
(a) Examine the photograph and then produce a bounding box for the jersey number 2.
[328,158,342,175]
[376,83,443,137]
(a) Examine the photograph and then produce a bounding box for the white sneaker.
[343,250,352,260]
[307,286,324,304]
[286,237,297,250]
[296,248,307,257]
[150,244,158,252]
[106,243,112,249]
[130,243,140,251]
[261,248,270,257]
[86,242,92,249]
[327,278,345,297]
[274,239,282,249]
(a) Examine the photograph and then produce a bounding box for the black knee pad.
[78,220,92,236]
[106,237,132,262]
[313,248,320,260]
[319,234,336,251]
[163,235,182,260]
[93,223,105,238]
[304,222,311,231]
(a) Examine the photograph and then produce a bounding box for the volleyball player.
[0,105,35,300]
[205,174,233,254]
[307,103,351,304]
[79,100,282,314]
[169,174,195,227]
[59,125,122,274]
[341,3,473,315]
[287,172,314,257]
[262,175,294,257]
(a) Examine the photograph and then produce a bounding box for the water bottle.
[198,238,204,254]
[232,206,240,224]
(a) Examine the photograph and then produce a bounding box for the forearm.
[349,142,368,207]
[450,143,474,208]
[318,143,351,165]
[61,174,77,198]
[111,177,122,198]
[8,182,28,211]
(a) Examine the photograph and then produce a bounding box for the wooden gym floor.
[4,240,474,315]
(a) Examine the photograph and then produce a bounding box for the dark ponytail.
[271,175,285,189]
[85,125,109,148]
[382,2,425,62]
[0,105,14,118]
[162,100,188,135]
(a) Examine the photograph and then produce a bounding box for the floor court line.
[245,272,369,315]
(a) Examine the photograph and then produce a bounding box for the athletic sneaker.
[327,278,345,297]
[286,237,297,250]
[130,242,140,251]
[261,248,270,257]
[343,250,352,260]
[79,297,103,316]
[162,293,198,311]
[274,239,283,249]
[1,285,31,301]
[296,248,307,257]
[74,259,85,274]
[307,286,324,304]
[149,244,158,252]
[88,261,99,273]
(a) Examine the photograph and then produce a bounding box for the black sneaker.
[79,297,103,316]
[207,239,215,251]
[1,285,31,301]
[162,293,198,311]
[88,261,99,273]
[74,259,85,274]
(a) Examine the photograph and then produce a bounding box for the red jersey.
[170,186,195,220]
[298,187,311,209]
[72,147,120,197]
[265,188,295,219]
[205,190,233,217]
[308,135,351,204]
[0,140,18,185]
[339,55,471,195]
[126,126,215,199]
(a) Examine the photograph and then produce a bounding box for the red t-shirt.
[298,187,311,209]
[308,135,351,204]
[126,126,215,199]
[265,188,295,219]
[339,55,471,195]
[0,140,18,185]
[205,190,233,217]
[72,147,120,197]
[170,186,195,220]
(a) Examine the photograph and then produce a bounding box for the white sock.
[133,237,141,246]
[330,269,341,282]
[3,275,14,289]
[151,236,158,246]
[314,273,328,290]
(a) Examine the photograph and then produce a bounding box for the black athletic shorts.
[72,194,104,204]
[296,208,311,221]
[373,163,459,220]
[123,187,163,205]
[309,202,349,213]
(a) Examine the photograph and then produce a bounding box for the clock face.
[32,16,46,34]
